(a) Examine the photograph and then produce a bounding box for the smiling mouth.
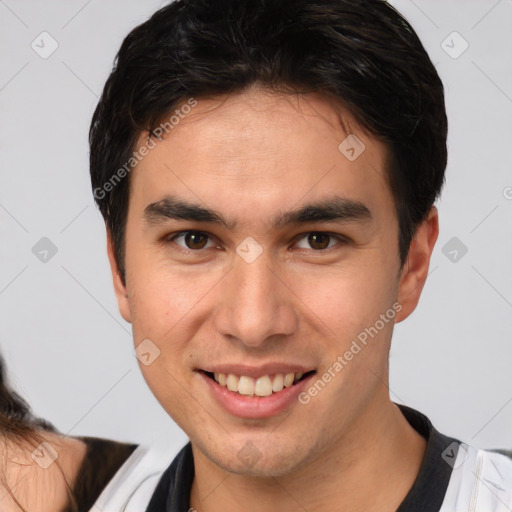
[201,370,316,397]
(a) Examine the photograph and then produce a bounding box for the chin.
[195,433,313,478]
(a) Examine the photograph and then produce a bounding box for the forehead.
[128,87,395,231]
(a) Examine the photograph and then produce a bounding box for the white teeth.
[255,375,273,397]
[238,376,255,395]
[211,371,308,396]
[283,373,294,387]
[272,373,284,392]
[226,373,239,392]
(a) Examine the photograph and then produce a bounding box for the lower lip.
[198,371,315,419]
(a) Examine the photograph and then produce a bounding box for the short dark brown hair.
[89,0,447,284]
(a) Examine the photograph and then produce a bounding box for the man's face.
[109,86,423,476]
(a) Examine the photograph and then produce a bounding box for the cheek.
[128,269,199,415]
[293,260,396,337]
[129,273,193,342]
[126,240,198,328]
[127,260,225,357]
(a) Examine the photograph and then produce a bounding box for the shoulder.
[0,430,87,512]
[0,431,139,512]
[440,442,512,512]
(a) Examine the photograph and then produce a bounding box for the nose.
[213,249,298,348]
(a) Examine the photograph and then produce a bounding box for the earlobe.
[395,206,439,323]
[106,227,132,324]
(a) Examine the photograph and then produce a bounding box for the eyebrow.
[143,194,373,231]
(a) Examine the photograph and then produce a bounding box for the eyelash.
[165,230,349,254]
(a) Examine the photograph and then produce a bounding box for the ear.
[395,206,439,323]
[106,227,132,324]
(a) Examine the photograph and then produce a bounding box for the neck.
[190,397,426,512]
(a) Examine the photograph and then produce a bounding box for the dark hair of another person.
[89,0,447,285]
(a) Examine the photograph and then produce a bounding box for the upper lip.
[199,363,315,378]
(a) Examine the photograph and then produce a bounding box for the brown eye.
[295,232,346,251]
[308,233,330,250]
[170,231,214,251]
[185,232,208,249]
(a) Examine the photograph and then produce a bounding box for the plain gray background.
[0,0,511,453]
